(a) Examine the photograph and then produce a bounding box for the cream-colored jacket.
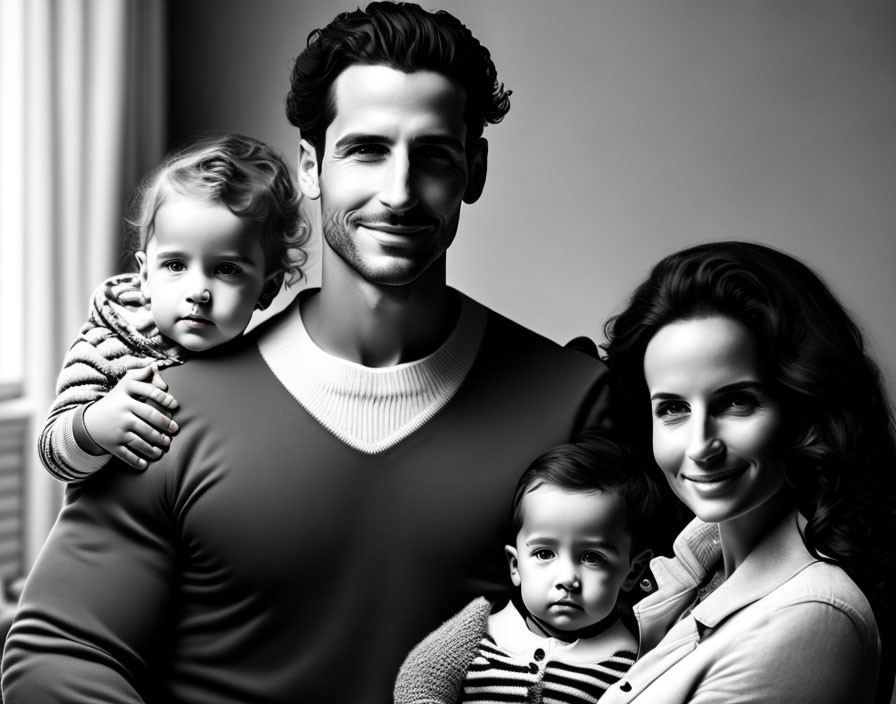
[602,511,880,704]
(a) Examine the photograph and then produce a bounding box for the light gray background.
[168,0,896,397]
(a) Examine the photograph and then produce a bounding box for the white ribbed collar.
[257,290,487,454]
[488,601,636,664]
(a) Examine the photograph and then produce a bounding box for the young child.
[38,132,307,481]
[394,434,660,704]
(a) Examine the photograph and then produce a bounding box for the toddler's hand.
[83,365,180,470]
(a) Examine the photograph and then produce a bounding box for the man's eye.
[533,549,554,561]
[581,551,606,566]
[415,147,454,163]
[348,144,387,160]
[215,263,242,276]
[164,261,186,273]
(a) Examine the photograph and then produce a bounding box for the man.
[2,4,613,702]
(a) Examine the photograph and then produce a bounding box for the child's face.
[135,195,271,352]
[506,485,637,633]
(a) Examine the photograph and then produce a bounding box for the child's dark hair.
[286,1,511,157]
[124,132,308,303]
[511,433,662,556]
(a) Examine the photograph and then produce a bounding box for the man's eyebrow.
[413,134,465,152]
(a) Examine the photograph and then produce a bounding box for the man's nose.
[378,153,418,212]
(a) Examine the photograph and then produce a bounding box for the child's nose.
[187,287,211,304]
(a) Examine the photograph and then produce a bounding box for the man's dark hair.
[286,1,511,156]
[510,433,662,556]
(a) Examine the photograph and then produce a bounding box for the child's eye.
[533,549,555,561]
[163,260,186,273]
[581,551,606,566]
[215,263,243,276]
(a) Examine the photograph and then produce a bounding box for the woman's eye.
[164,261,186,273]
[581,551,606,566]
[723,394,759,414]
[215,263,242,276]
[654,401,689,419]
[533,549,554,561]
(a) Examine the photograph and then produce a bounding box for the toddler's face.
[506,485,636,632]
[136,195,271,352]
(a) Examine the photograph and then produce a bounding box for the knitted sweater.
[4,292,614,704]
[38,273,184,480]
[395,598,637,704]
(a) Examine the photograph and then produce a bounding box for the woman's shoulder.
[766,560,878,645]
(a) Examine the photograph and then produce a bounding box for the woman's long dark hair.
[602,241,896,620]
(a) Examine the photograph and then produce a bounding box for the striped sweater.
[395,598,637,704]
[38,273,184,481]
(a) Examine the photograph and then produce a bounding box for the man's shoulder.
[479,304,608,378]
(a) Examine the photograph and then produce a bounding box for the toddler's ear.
[504,545,522,587]
[621,549,653,592]
[134,251,151,301]
[256,271,284,310]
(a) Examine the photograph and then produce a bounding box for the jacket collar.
[635,510,816,651]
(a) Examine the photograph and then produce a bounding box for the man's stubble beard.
[321,209,445,296]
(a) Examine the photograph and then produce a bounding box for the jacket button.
[533,648,545,661]
[529,662,539,674]
[620,682,632,692]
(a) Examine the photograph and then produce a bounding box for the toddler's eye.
[533,549,555,561]
[215,263,243,276]
[581,551,606,566]
[164,261,186,273]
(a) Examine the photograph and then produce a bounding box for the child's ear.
[256,270,284,311]
[621,548,653,593]
[504,545,522,587]
[134,251,150,300]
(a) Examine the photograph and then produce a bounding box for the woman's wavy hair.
[285,1,511,157]
[602,240,896,616]
[124,132,309,307]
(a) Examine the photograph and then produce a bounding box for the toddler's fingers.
[109,444,150,471]
[124,433,166,462]
[147,366,169,392]
[134,400,178,434]
[128,379,178,413]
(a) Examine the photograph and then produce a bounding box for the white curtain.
[0,0,166,568]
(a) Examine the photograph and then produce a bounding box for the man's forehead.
[328,64,468,140]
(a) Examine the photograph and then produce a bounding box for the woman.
[599,241,895,703]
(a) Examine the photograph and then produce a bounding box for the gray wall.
[169,0,896,397]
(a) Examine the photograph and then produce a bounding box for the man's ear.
[463,137,488,204]
[504,545,522,587]
[621,548,653,592]
[297,139,321,200]
[256,270,284,310]
[134,251,150,300]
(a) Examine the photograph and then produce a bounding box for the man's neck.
[301,256,458,367]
